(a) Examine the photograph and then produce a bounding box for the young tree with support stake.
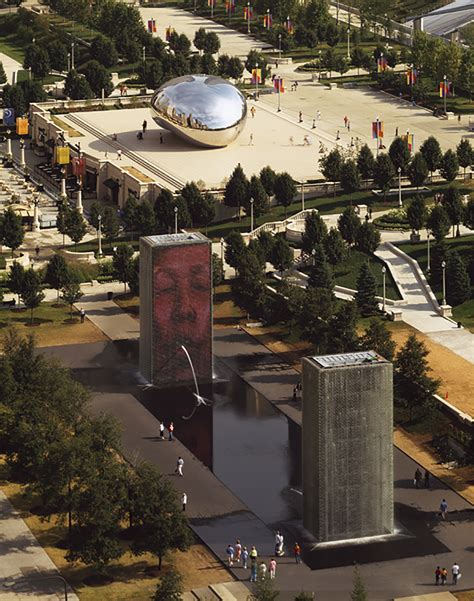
[1,207,24,257]
[21,268,45,324]
[420,136,442,182]
[406,195,427,235]
[44,255,70,304]
[112,245,134,293]
[320,148,342,196]
[273,172,296,217]
[442,186,465,237]
[456,138,472,179]
[61,280,83,320]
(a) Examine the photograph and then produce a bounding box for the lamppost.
[174,205,178,234]
[427,230,431,273]
[20,137,26,167]
[142,45,146,64]
[220,236,224,268]
[250,197,254,232]
[398,166,402,207]
[278,33,282,61]
[301,180,305,211]
[255,62,259,99]
[6,128,12,160]
[381,265,386,313]
[71,42,75,70]
[247,1,251,34]
[441,260,447,306]
[346,27,351,59]
[311,247,316,266]
[67,52,70,72]
[443,73,447,115]
[318,49,322,78]
[97,213,103,257]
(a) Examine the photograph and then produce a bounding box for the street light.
[142,45,146,64]
[311,247,316,266]
[220,236,224,268]
[427,230,431,273]
[250,197,254,232]
[397,166,402,207]
[71,42,75,70]
[443,73,447,115]
[255,62,259,99]
[6,128,12,159]
[278,33,282,61]
[97,213,102,257]
[381,265,386,313]
[247,1,251,34]
[347,27,351,59]
[301,180,305,211]
[441,260,447,306]
[174,205,178,234]
[67,52,70,72]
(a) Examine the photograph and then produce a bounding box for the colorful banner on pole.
[56,146,70,165]
[377,56,387,73]
[406,67,417,86]
[16,117,28,135]
[284,18,294,33]
[243,6,253,20]
[225,0,235,13]
[274,77,284,93]
[71,156,86,177]
[439,80,450,98]
[207,0,216,6]
[251,68,262,84]
[147,18,157,33]
[402,133,414,152]
[165,26,175,41]
[3,108,15,127]
[263,12,272,29]
[371,120,383,139]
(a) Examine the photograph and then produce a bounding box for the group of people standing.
[435,563,460,585]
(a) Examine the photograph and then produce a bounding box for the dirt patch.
[455,591,474,601]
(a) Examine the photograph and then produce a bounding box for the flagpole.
[211,0,214,19]
[376,117,379,157]
[278,79,281,112]
[443,74,447,114]
[255,62,259,99]
[247,1,250,34]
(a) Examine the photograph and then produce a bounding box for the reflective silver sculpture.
[150,74,247,148]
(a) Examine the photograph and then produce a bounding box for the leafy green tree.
[395,333,440,420]
[427,205,450,242]
[245,50,269,82]
[61,280,83,320]
[458,48,473,100]
[112,244,134,293]
[44,254,70,304]
[248,574,279,601]
[2,83,26,116]
[248,175,268,217]
[224,231,246,271]
[143,60,164,89]
[299,287,334,352]
[440,149,459,183]
[24,44,50,78]
[340,159,361,197]
[65,208,87,249]
[1,207,24,256]
[337,206,360,246]
[89,201,103,230]
[122,195,140,236]
[21,268,45,323]
[406,195,427,234]
[168,32,191,56]
[442,186,465,237]
[420,136,442,181]
[64,69,94,100]
[135,200,156,236]
[195,192,216,233]
[355,222,381,254]
[324,228,346,265]
[0,61,7,84]
[320,148,342,195]
[212,253,224,289]
[227,56,244,80]
[81,60,113,97]
[355,263,378,316]
[202,31,220,54]
[357,144,375,184]
[90,35,118,68]
[102,206,120,246]
[201,53,217,75]
[274,172,296,217]
[224,163,250,215]
[270,236,292,275]
[351,567,368,601]
[446,251,470,306]
[8,262,25,305]
[46,39,69,72]
[308,243,333,292]
[128,256,139,296]
[259,166,277,197]
[408,152,428,189]
[153,565,184,601]
[456,139,472,179]
[389,137,411,175]
[464,197,474,230]
[180,182,202,226]
[351,46,366,75]
[359,319,396,360]
[329,301,359,353]
[231,249,267,316]
[373,153,395,200]
[257,231,275,263]
[301,211,328,254]
[193,28,207,53]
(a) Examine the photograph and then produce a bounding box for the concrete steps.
[184,581,250,600]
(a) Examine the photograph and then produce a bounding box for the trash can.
[107,291,113,301]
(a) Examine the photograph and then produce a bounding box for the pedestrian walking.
[294,542,301,563]
[274,531,284,556]
[80,308,85,323]
[105,151,108,159]
[159,422,165,440]
[258,561,267,580]
[458,114,461,123]
[35,246,40,258]
[424,469,430,489]
[250,106,256,118]
[312,119,316,129]
[336,130,340,141]
[268,558,276,579]
[249,133,254,145]
[176,456,184,476]
[182,492,187,511]
[142,119,147,133]
[292,387,297,402]
[160,133,164,144]
[226,543,234,566]
[435,565,441,585]
[242,546,249,569]
[414,468,422,488]
[441,567,448,585]
[452,562,460,584]
[344,115,348,128]
[235,540,242,563]
[347,120,351,132]
[112,133,117,141]
[117,149,122,160]
[317,110,321,120]
[250,547,258,582]
[299,111,303,123]
[395,126,399,137]
[440,498,448,520]
[168,422,174,441]
[289,136,294,146]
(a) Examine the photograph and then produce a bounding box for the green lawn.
[0,15,30,63]
[0,302,79,328]
[68,235,139,255]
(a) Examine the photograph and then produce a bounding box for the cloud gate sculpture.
[150,74,247,148]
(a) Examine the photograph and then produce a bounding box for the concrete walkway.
[0,492,78,600]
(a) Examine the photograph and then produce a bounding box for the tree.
[273,172,296,217]
[299,287,334,351]
[337,206,360,246]
[232,248,267,316]
[112,244,134,293]
[247,574,279,601]
[257,231,275,263]
[407,152,428,189]
[406,195,427,234]
[153,566,183,601]
[2,84,26,116]
[308,243,333,292]
[201,53,217,75]
[169,32,191,56]
[360,319,396,360]
[224,231,246,271]
[46,39,69,72]
[427,205,450,243]
[320,148,342,195]
[224,163,249,216]
[442,186,464,237]
[351,567,368,601]
[212,253,224,289]
[259,166,277,197]
[61,280,83,320]
[128,256,139,296]
[122,195,140,236]
[89,201,103,230]
[245,50,269,82]
[373,153,395,199]
[8,262,24,305]
[65,208,87,249]
[21,268,45,323]
[44,254,70,304]
[355,262,378,316]
[135,200,156,236]
[143,60,164,89]
[456,139,472,179]
[81,60,113,97]
[24,44,50,79]
[301,211,328,254]
[440,149,459,183]
[193,28,207,53]
[64,69,94,100]
[1,207,24,256]
[324,228,346,265]
[340,160,361,197]
[464,197,474,230]
[351,46,366,75]
[420,136,442,181]
[329,302,359,353]
[357,144,375,184]
[90,35,118,68]
[0,61,7,84]
[395,333,440,420]
[355,222,381,254]
[101,206,120,246]
[202,31,220,55]
[270,236,292,275]
[389,137,411,175]
[446,251,470,306]
[248,175,268,217]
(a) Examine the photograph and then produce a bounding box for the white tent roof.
[408,0,474,36]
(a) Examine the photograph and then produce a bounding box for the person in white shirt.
[452,562,460,584]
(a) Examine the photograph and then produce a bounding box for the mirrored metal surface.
[150,74,247,148]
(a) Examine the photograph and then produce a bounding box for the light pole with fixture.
[443,74,448,114]
[247,2,251,34]
[250,197,254,232]
[174,205,178,234]
[6,129,12,160]
[381,265,386,313]
[220,237,224,269]
[441,260,447,306]
[97,213,103,257]
[71,42,75,70]
[347,27,351,59]
[301,181,305,211]
[278,33,282,61]
[398,166,402,207]
[427,230,431,273]
[255,62,259,99]
[311,247,316,266]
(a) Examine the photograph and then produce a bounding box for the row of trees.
[0,328,191,577]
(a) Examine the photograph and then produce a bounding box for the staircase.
[183,581,250,600]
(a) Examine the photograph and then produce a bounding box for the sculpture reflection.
[150,74,247,148]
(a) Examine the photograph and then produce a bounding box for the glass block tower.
[302,351,393,542]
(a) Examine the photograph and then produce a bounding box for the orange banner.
[16,117,28,135]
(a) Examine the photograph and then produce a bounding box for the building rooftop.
[310,351,388,369]
[407,0,474,36]
[141,232,209,246]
